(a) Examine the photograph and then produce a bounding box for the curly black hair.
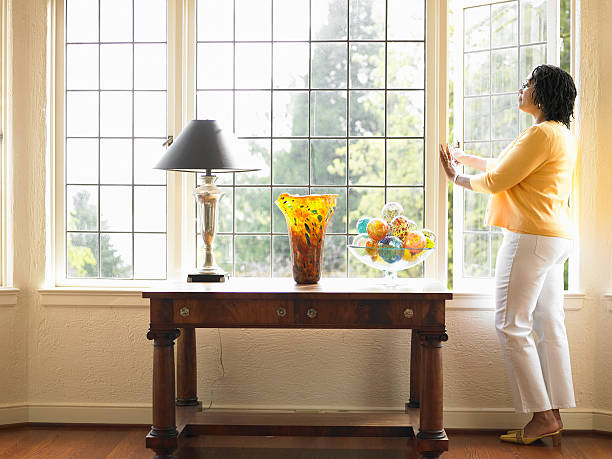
[528,64,577,129]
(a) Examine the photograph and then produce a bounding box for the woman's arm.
[452,150,488,172]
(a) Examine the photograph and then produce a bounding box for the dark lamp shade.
[154,120,261,173]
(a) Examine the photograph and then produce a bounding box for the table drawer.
[296,300,421,327]
[172,299,294,326]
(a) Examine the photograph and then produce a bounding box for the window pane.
[134,0,166,42]
[348,139,384,186]
[387,91,424,137]
[321,235,347,277]
[197,0,233,41]
[134,186,166,232]
[100,186,132,231]
[235,139,271,185]
[66,139,98,184]
[100,44,132,90]
[67,186,98,231]
[101,233,133,278]
[491,94,518,140]
[273,0,309,41]
[520,44,546,80]
[273,43,309,89]
[217,187,234,233]
[387,188,424,227]
[464,96,490,141]
[272,140,309,186]
[197,44,233,89]
[312,0,347,40]
[134,139,167,185]
[387,139,424,186]
[464,51,490,96]
[310,91,347,137]
[348,187,384,232]
[272,235,292,277]
[236,44,271,90]
[464,191,489,231]
[235,187,271,233]
[66,0,98,42]
[235,236,271,276]
[134,92,166,137]
[520,0,547,44]
[67,233,99,278]
[464,5,490,52]
[100,139,132,184]
[349,91,384,137]
[492,2,518,48]
[134,234,166,279]
[349,0,385,40]
[235,91,271,137]
[235,0,271,41]
[388,0,424,40]
[492,48,518,94]
[66,44,99,90]
[135,44,167,90]
[491,232,503,277]
[196,91,233,132]
[350,43,385,89]
[311,43,347,89]
[463,232,489,277]
[67,92,99,137]
[311,139,346,186]
[100,0,132,42]
[100,91,132,137]
[388,43,425,89]
[273,91,309,137]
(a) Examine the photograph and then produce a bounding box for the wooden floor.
[0,426,611,458]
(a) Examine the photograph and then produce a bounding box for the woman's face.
[518,78,537,114]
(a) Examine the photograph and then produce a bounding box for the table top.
[143,277,452,300]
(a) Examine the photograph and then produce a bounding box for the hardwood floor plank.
[0,426,611,458]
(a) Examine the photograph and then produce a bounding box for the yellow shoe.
[499,428,562,446]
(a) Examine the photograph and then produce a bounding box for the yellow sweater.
[470,121,577,239]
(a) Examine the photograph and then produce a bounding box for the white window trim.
[50,0,449,288]
[0,0,12,288]
[451,0,578,293]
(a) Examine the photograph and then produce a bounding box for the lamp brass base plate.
[187,273,229,283]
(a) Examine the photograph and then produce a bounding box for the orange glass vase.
[275,193,338,284]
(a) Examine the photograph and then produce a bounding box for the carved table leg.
[416,331,449,459]
[176,328,199,407]
[407,329,422,410]
[146,329,180,459]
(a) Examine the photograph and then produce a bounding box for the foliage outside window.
[195,0,428,278]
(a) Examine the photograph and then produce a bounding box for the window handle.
[162,135,173,147]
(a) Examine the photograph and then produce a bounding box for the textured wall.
[1,0,611,423]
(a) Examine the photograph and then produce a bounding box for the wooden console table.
[143,278,452,458]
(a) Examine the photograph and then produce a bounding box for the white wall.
[1,0,610,430]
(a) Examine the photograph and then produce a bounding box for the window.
[194,0,430,278]
[451,0,569,291]
[61,0,168,281]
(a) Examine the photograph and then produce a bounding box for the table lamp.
[154,120,260,282]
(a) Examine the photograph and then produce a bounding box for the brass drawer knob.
[306,308,317,319]
[277,307,287,317]
[179,307,190,317]
[403,308,414,319]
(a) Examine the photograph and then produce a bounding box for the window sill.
[0,287,20,307]
[448,291,585,311]
[38,288,148,308]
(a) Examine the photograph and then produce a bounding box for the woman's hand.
[439,143,458,182]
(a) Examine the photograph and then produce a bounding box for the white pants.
[494,229,575,413]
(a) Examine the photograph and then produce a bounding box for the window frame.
[52,0,448,287]
[0,0,11,287]
[451,0,579,293]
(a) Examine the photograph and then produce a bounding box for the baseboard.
[2,404,611,432]
[0,405,28,424]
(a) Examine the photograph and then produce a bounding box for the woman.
[439,64,578,445]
